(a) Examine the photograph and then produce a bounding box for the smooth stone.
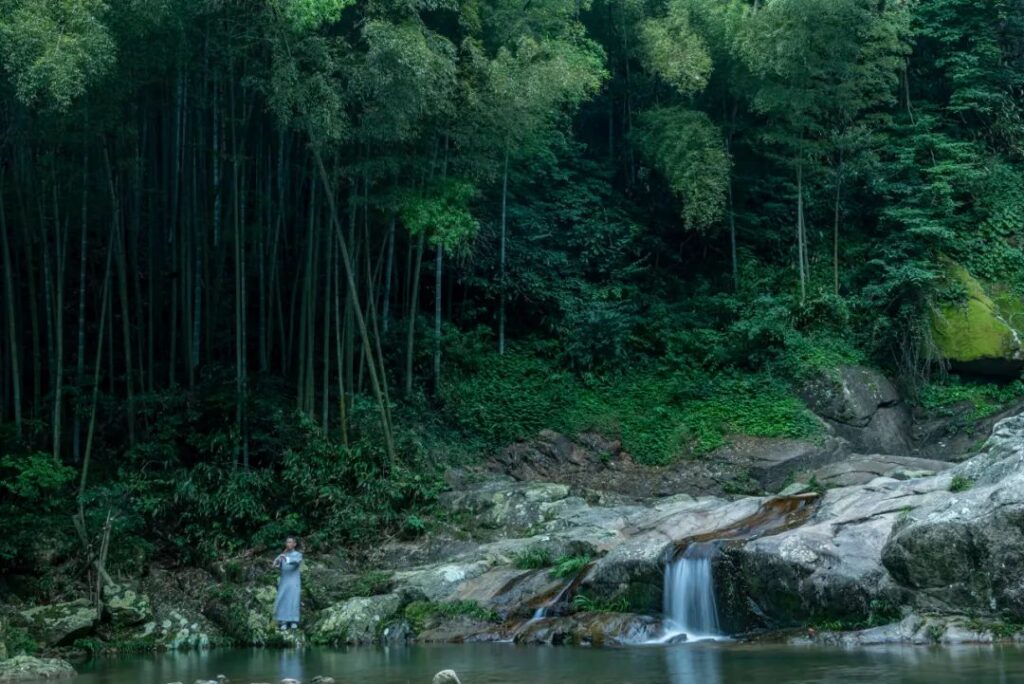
[433,671,462,684]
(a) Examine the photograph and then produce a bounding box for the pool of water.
[74,642,1024,684]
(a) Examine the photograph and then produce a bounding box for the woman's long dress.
[273,550,303,623]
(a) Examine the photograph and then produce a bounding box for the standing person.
[273,535,303,630]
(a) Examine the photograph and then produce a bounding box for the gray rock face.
[881,414,1024,618]
[0,655,76,681]
[311,594,402,645]
[802,365,899,426]
[801,365,912,454]
[18,600,97,647]
[809,454,953,487]
[717,412,1024,631]
[805,613,1001,646]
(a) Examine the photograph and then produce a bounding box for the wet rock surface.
[0,655,76,680]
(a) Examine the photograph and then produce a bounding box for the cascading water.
[661,541,722,640]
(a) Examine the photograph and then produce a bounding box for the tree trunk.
[0,169,21,435]
[498,147,509,355]
[406,232,425,395]
[312,152,396,465]
[833,160,843,296]
[382,215,395,333]
[106,149,137,447]
[433,244,442,397]
[796,162,807,305]
[73,154,89,461]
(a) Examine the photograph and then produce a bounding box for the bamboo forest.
[2,1,1024,682]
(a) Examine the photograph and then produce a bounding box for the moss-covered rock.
[0,655,75,681]
[141,609,215,650]
[932,264,1024,377]
[18,600,96,647]
[310,594,402,645]
[103,585,152,628]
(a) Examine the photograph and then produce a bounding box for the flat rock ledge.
[0,656,76,681]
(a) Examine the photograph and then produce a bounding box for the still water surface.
[75,642,1024,684]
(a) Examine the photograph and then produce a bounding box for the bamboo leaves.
[0,0,115,110]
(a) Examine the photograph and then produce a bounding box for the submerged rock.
[432,670,461,684]
[0,655,76,680]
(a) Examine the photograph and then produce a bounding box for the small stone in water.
[311,677,336,684]
[433,670,462,684]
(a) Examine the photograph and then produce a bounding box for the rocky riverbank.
[2,365,1023,664]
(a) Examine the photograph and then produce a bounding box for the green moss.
[347,571,394,598]
[932,263,1024,362]
[403,600,500,634]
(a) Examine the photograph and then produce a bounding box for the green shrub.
[512,547,552,570]
[550,554,591,579]
[0,451,77,568]
[571,593,629,613]
[919,377,1024,420]
[441,348,823,465]
[349,570,393,597]
[949,474,974,492]
[4,626,38,656]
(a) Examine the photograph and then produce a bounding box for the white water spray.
[661,541,722,641]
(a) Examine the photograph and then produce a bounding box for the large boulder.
[18,600,96,647]
[438,475,573,535]
[0,656,75,681]
[932,263,1024,378]
[310,594,402,645]
[716,411,1024,631]
[881,413,1024,618]
[103,584,153,628]
[131,608,217,650]
[801,365,912,454]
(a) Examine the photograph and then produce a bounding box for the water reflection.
[73,642,1024,684]
[664,644,722,684]
[278,648,304,681]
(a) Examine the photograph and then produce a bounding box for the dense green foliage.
[0,0,1023,592]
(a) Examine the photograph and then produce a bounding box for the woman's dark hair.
[285,535,300,547]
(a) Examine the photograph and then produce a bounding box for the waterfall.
[662,541,721,640]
